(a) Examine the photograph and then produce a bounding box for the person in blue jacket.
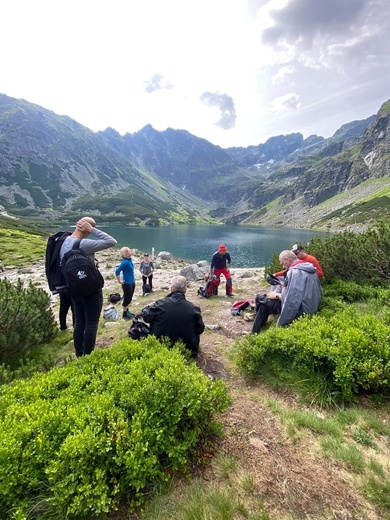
[115,247,136,320]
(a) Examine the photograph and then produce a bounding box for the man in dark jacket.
[142,275,205,357]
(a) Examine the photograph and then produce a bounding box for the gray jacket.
[277,262,323,327]
[60,228,117,261]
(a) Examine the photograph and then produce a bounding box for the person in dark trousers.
[59,289,74,330]
[115,247,136,320]
[139,252,154,295]
[210,244,234,297]
[252,250,322,333]
[142,275,205,357]
[59,217,117,357]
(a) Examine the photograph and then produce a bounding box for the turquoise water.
[78,224,330,268]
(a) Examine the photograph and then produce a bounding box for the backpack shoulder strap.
[71,239,81,251]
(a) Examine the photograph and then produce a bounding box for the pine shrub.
[0,278,58,365]
[308,224,389,286]
[265,224,390,287]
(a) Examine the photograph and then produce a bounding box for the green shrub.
[0,279,58,365]
[264,224,390,287]
[322,280,385,302]
[308,224,389,287]
[236,307,390,404]
[0,338,230,518]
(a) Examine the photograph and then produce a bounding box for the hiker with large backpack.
[58,217,117,357]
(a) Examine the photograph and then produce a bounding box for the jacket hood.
[290,261,317,274]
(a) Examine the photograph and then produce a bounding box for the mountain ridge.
[0,93,389,231]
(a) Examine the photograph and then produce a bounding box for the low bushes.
[0,278,58,365]
[0,338,230,519]
[236,307,390,404]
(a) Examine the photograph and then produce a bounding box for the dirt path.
[194,299,375,520]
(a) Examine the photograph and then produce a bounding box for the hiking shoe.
[123,311,134,320]
[227,294,235,297]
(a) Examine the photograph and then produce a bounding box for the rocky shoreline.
[1,247,266,319]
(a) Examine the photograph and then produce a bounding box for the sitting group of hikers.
[207,242,323,334]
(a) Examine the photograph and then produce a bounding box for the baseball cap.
[218,244,227,252]
[291,244,304,254]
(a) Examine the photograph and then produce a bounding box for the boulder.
[180,264,209,282]
[158,251,174,261]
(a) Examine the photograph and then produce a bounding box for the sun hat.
[291,244,304,253]
[218,244,227,252]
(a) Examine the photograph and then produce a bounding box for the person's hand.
[268,291,281,300]
[76,219,93,234]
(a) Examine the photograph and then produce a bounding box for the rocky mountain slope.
[0,93,389,231]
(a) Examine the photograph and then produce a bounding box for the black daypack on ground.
[109,293,122,304]
[61,239,104,298]
[45,231,71,294]
[128,316,150,340]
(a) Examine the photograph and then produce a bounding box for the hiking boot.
[123,311,134,320]
[227,293,235,298]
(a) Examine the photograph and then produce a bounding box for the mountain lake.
[65,224,330,268]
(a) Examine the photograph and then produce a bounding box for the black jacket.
[142,291,205,355]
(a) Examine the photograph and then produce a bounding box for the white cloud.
[0,0,389,147]
[272,93,300,112]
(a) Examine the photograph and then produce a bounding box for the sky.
[1,0,390,148]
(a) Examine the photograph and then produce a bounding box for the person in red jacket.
[291,244,324,278]
[273,243,324,279]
